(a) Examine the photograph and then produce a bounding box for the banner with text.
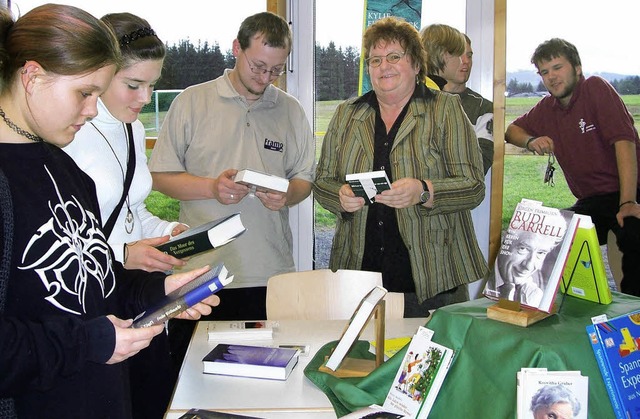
[359,0,422,95]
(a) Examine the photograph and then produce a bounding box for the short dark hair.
[236,12,291,52]
[531,38,581,70]
[363,16,426,81]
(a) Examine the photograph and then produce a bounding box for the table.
[164,318,427,418]
[423,291,640,419]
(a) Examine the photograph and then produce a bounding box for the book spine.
[182,275,227,307]
[586,325,626,419]
[133,269,230,328]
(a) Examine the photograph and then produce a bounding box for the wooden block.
[318,357,378,378]
[486,302,552,327]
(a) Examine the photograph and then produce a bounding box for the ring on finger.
[230,194,234,199]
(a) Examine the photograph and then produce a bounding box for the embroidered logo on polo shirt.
[578,118,596,134]
[264,138,284,152]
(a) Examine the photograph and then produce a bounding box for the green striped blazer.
[313,85,489,302]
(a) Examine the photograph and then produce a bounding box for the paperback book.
[323,285,387,371]
[516,367,589,419]
[234,168,289,193]
[483,198,581,313]
[202,343,299,380]
[155,212,246,258]
[207,320,275,341]
[132,263,232,328]
[560,214,612,304]
[382,326,454,419]
[586,310,640,419]
[346,170,391,205]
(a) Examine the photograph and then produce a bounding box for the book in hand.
[586,310,640,419]
[207,320,275,341]
[323,285,387,371]
[346,170,391,204]
[382,326,454,419]
[155,212,246,259]
[234,168,289,193]
[560,214,613,304]
[483,198,581,313]
[202,343,299,380]
[132,263,232,328]
[516,367,589,419]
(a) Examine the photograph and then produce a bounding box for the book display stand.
[486,299,553,327]
[318,300,386,378]
[559,227,612,305]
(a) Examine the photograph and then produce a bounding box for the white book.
[207,320,275,341]
[382,326,454,419]
[235,168,289,193]
[324,285,387,371]
[516,367,588,419]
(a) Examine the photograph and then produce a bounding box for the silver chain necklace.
[90,122,135,234]
[0,105,43,142]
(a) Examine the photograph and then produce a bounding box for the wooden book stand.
[487,299,554,327]
[319,300,386,378]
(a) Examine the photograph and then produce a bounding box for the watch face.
[420,190,430,203]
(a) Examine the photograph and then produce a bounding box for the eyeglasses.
[243,53,286,78]
[366,51,406,68]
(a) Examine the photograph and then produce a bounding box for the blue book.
[203,344,299,380]
[132,263,233,328]
[586,310,640,419]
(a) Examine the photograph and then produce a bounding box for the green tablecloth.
[304,292,640,418]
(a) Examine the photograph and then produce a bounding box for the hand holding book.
[132,264,231,328]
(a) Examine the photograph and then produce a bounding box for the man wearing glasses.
[149,12,315,365]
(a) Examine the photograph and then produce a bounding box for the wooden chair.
[266,269,404,320]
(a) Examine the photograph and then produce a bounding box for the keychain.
[544,153,555,186]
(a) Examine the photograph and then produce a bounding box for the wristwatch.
[418,179,430,204]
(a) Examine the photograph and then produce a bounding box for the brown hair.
[363,16,426,81]
[420,24,466,75]
[0,4,121,92]
[531,38,582,70]
[101,12,165,69]
[236,11,291,52]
